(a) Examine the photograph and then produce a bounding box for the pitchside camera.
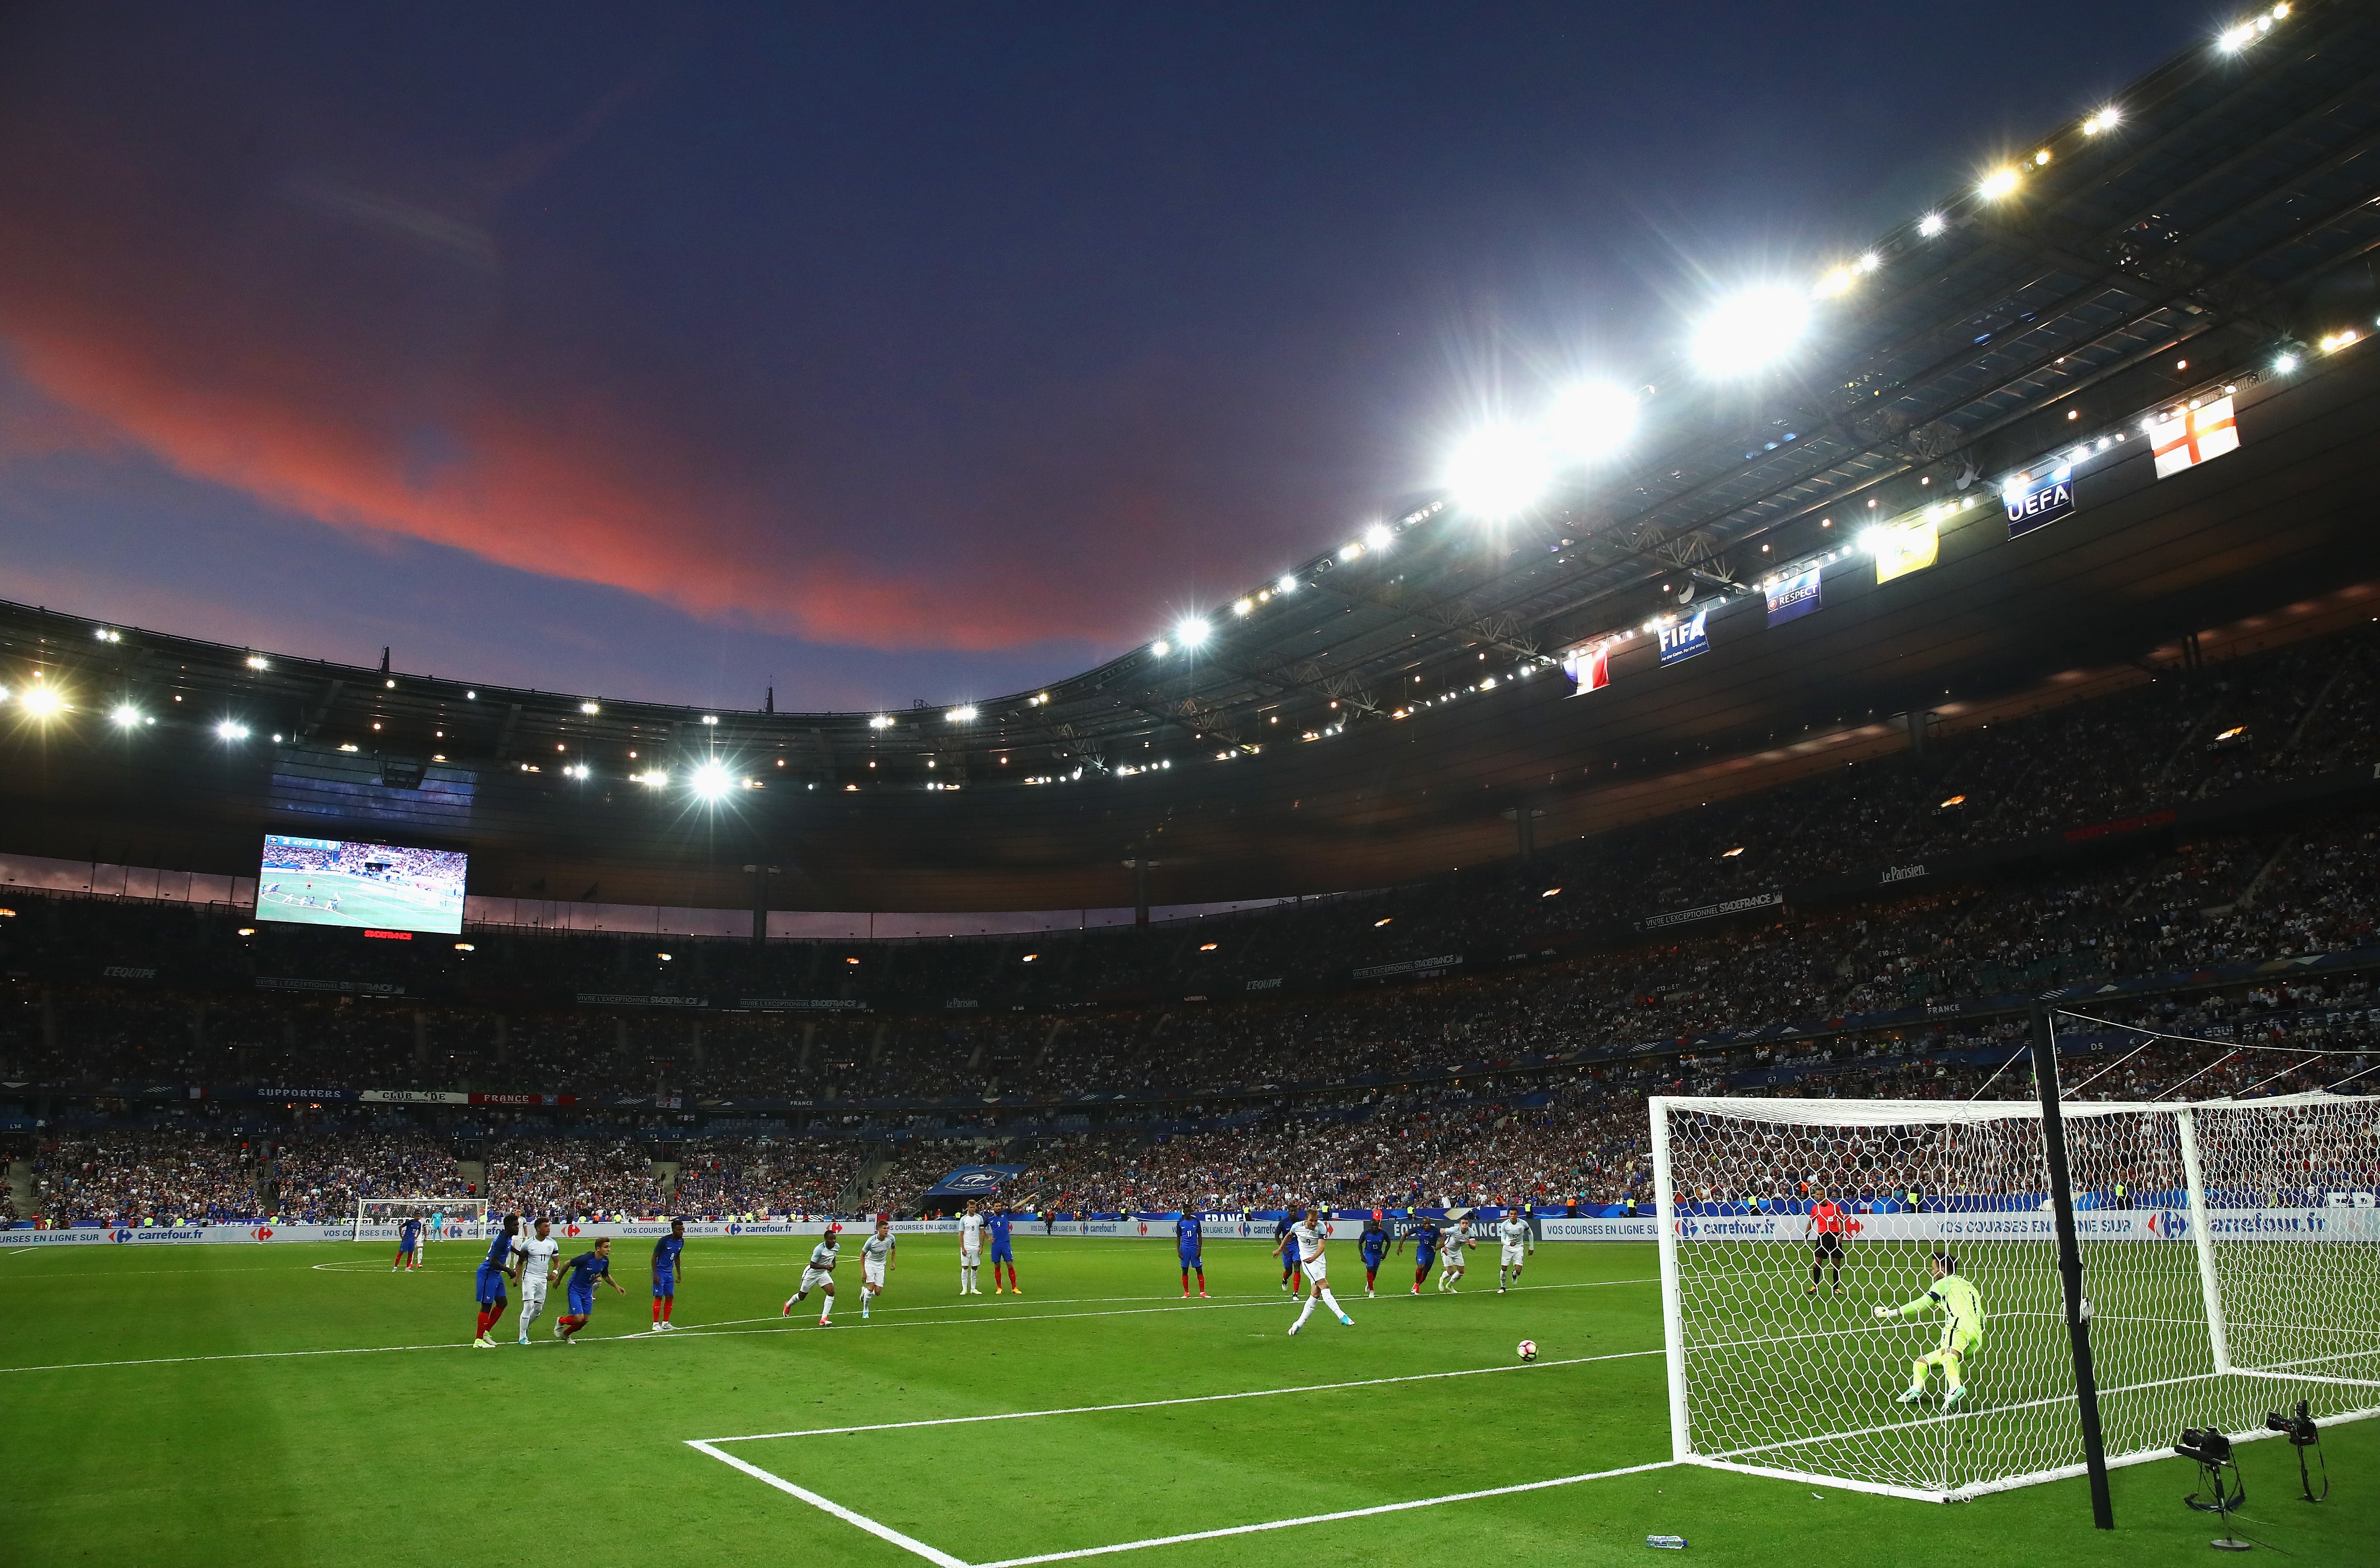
[2266,1400,2329,1504]
[2176,1425,2251,1551]
[2174,1428,2233,1465]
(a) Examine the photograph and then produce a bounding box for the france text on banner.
[1765,567,1822,627]
[2004,464,2075,540]
[2150,395,2240,478]
[1657,611,1708,666]
[1561,640,1613,693]
[1873,518,1938,584]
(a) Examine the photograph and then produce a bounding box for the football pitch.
[255,869,460,932]
[2,1238,2370,1566]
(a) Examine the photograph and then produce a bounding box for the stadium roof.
[5,0,2380,912]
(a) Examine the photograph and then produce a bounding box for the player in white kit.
[1275,1207,1354,1334]
[783,1224,844,1325]
[859,1216,897,1320]
[957,1201,985,1294]
[1495,1209,1534,1292]
[513,1215,562,1343]
[1438,1213,1472,1292]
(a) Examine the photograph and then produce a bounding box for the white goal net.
[1650,1091,2380,1501]
[354,1197,491,1243]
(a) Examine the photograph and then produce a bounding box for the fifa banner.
[1872,517,1938,584]
[1764,567,1822,627]
[2151,394,2240,478]
[1657,612,1708,666]
[7,1205,2374,1247]
[2003,463,2075,540]
[1560,639,1613,694]
[923,1164,1027,1197]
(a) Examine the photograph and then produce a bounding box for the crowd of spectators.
[30,1131,263,1227]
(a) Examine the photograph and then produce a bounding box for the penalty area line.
[698,1346,1661,1442]
[685,1438,1674,1568]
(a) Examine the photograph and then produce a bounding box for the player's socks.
[1316,1285,1350,1325]
[1290,1293,1317,1333]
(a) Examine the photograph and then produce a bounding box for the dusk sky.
[0,3,2194,712]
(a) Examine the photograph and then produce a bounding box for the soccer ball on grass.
[1516,1339,1538,1362]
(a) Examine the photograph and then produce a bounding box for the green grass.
[256,868,461,932]
[1,1238,2370,1566]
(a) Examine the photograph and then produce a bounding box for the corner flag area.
[4,1237,2371,1566]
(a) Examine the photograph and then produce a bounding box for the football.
[1517,1340,1538,1362]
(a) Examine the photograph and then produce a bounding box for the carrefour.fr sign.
[2005,465,2075,540]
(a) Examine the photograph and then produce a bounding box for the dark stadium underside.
[4,1,2380,915]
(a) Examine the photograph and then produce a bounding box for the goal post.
[353,1197,492,1243]
[1648,1089,2380,1504]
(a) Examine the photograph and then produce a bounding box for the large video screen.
[257,835,468,934]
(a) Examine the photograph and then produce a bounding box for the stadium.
[2,4,2377,1565]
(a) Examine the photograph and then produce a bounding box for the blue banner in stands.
[2004,464,2075,539]
[1765,567,1822,627]
[1657,611,1709,665]
[924,1164,1027,1196]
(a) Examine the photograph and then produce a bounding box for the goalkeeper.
[1874,1252,1982,1409]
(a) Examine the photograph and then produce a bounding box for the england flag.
[2149,395,2240,479]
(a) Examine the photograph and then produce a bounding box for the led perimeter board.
[256,834,468,934]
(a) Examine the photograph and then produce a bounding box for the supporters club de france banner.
[1872,517,1938,584]
[1657,611,1708,666]
[1764,567,1822,627]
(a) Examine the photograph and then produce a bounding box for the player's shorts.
[960,1244,981,1264]
[652,1271,676,1299]
[1301,1254,1327,1283]
[1928,1326,1981,1361]
[519,1278,548,1305]
[1360,1249,1385,1269]
[1501,1244,1528,1265]
[1279,1248,1299,1271]
[987,1242,1013,1263]
[1413,1249,1437,1269]
[1440,1250,1465,1269]
[862,1259,886,1288]
[475,1266,509,1305]
[799,1265,834,1293]
[1812,1233,1844,1258]
[566,1287,595,1318]
[1177,1247,1202,1268]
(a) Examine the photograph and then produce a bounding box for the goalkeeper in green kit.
[1875,1252,1983,1408]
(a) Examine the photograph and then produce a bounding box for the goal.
[1649,1091,2380,1502]
[353,1197,492,1243]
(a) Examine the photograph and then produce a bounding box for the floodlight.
[20,684,65,718]
[2220,23,2255,50]
[1444,421,1553,518]
[1859,527,1887,556]
[1151,640,1172,657]
[1544,382,1637,463]
[869,714,893,729]
[1978,167,2021,200]
[110,704,142,729]
[1855,252,1880,274]
[1918,212,1946,237]
[1275,575,1298,594]
[579,701,599,715]
[947,704,979,721]
[2083,107,2120,134]
[1232,597,1254,617]
[2275,351,2301,373]
[636,768,670,788]
[690,761,732,800]
[1364,523,1393,551]
[1174,619,1210,647]
[701,714,719,726]
[245,655,269,671]
[1689,287,1812,377]
[215,720,250,741]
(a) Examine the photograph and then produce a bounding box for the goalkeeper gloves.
[1873,1304,1897,1320]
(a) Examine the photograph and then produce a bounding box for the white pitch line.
[687,1441,967,1568]
[973,1462,1681,1566]
[699,1347,1661,1444]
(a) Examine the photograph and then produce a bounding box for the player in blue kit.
[555,1237,625,1343]
[393,1214,422,1272]
[1400,1214,1441,1296]
[649,1218,686,1333]
[471,1214,520,1348]
[1358,1211,1391,1298]
[986,1203,1020,1294]
[1176,1206,1207,1298]
[1274,1211,1303,1296]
